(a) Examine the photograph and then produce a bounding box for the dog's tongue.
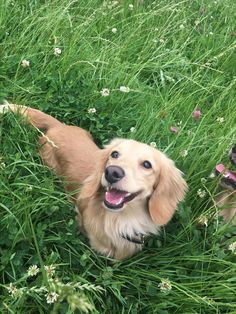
[215,164,225,173]
[105,189,128,205]
[215,163,236,182]
[225,170,236,182]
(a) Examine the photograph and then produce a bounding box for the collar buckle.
[121,233,146,245]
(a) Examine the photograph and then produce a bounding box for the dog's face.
[101,139,161,211]
[80,139,187,225]
[216,145,236,191]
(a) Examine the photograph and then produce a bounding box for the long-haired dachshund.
[0,103,187,259]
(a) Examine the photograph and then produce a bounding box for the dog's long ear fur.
[148,154,187,225]
[79,139,123,200]
[79,148,111,200]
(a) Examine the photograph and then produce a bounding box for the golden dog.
[0,103,187,259]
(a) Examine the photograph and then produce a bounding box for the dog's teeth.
[115,199,123,205]
[126,193,131,196]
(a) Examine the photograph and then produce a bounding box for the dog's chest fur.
[104,205,159,242]
[80,200,159,258]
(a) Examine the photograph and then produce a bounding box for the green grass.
[1,0,236,313]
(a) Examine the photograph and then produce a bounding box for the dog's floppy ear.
[79,140,123,199]
[79,138,123,199]
[148,154,187,225]
[79,148,111,200]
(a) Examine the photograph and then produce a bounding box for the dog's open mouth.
[215,164,236,189]
[104,187,140,210]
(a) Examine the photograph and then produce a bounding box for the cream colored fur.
[215,190,236,225]
[0,103,187,260]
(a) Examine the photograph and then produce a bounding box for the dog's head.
[79,139,187,225]
[215,144,236,191]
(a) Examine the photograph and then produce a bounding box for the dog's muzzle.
[103,166,141,210]
[215,164,236,190]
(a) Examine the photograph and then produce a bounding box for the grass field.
[0,0,236,313]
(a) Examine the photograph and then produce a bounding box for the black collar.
[121,233,146,245]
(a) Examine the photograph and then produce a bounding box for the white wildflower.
[26,185,33,191]
[158,279,172,293]
[130,127,136,133]
[228,242,236,254]
[44,265,56,278]
[153,39,158,43]
[209,32,213,35]
[7,283,18,296]
[87,108,96,114]
[128,4,134,10]
[46,291,59,304]
[21,59,30,68]
[177,120,182,126]
[150,142,157,148]
[197,214,208,227]
[216,117,224,123]
[180,150,188,157]
[111,27,117,34]
[119,86,130,93]
[0,162,6,169]
[27,265,40,277]
[159,38,165,43]
[100,88,110,97]
[209,172,215,179]
[54,48,62,56]
[197,188,206,198]
[179,24,185,30]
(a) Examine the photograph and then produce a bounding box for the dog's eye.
[142,160,152,169]
[111,151,119,158]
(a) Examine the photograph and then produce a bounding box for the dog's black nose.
[105,166,125,184]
